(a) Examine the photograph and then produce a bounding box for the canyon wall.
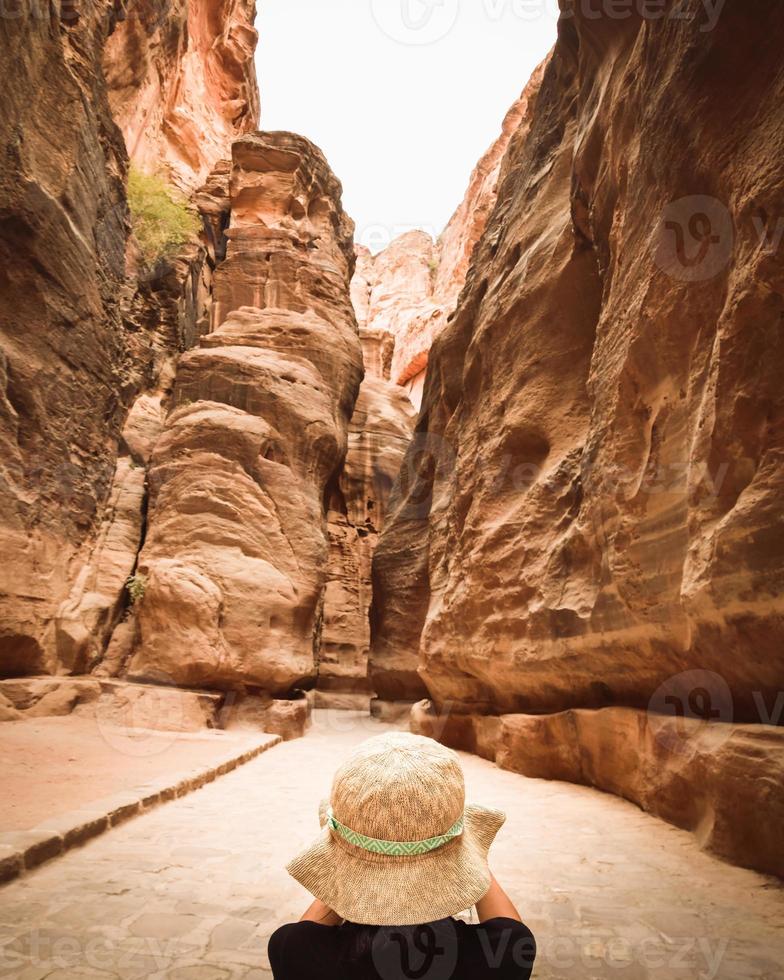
[0,0,128,678]
[104,0,260,189]
[125,133,363,694]
[320,378,416,698]
[375,2,784,875]
[0,0,258,682]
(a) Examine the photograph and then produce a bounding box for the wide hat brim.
[286,801,506,926]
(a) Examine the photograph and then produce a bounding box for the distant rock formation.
[351,60,547,408]
[320,377,415,699]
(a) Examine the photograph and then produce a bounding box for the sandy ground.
[0,716,259,831]
[0,709,782,978]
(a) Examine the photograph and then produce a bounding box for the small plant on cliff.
[127,166,200,267]
[126,572,148,606]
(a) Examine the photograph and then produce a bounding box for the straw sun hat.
[286,731,506,926]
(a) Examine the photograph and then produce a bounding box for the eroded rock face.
[351,246,395,381]
[432,61,546,319]
[0,0,128,678]
[126,133,363,694]
[103,0,260,190]
[412,701,784,878]
[0,0,240,681]
[54,249,213,676]
[374,4,784,721]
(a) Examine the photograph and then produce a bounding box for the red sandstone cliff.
[0,0,258,681]
[104,0,260,190]
[0,1,128,677]
[372,2,784,875]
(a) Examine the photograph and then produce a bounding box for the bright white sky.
[255,0,557,251]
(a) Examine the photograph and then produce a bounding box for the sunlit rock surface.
[103,0,259,190]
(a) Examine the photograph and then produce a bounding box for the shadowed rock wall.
[0,0,261,682]
[0,0,129,677]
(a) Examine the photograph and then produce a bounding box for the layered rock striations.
[375,3,784,874]
[0,0,257,682]
[412,701,784,878]
[125,133,363,694]
[0,0,128,678]
[104,0,260,190]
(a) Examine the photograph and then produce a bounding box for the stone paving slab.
[0,710,782,979]
[0,733,280,886]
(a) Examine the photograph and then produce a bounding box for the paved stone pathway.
[0,710,782,979]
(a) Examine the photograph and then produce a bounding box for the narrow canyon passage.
[1,713,781,980]
[2,5,784,978]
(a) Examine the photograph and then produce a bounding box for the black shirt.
[268,916,536,980]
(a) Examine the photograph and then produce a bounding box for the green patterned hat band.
[326,807,465,856]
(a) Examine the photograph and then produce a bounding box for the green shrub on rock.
[125,572,148,605]
[127,166,200,266]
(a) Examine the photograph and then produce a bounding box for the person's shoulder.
[270,920,340,938]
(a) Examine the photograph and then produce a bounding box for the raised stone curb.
[0,732,281,886]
